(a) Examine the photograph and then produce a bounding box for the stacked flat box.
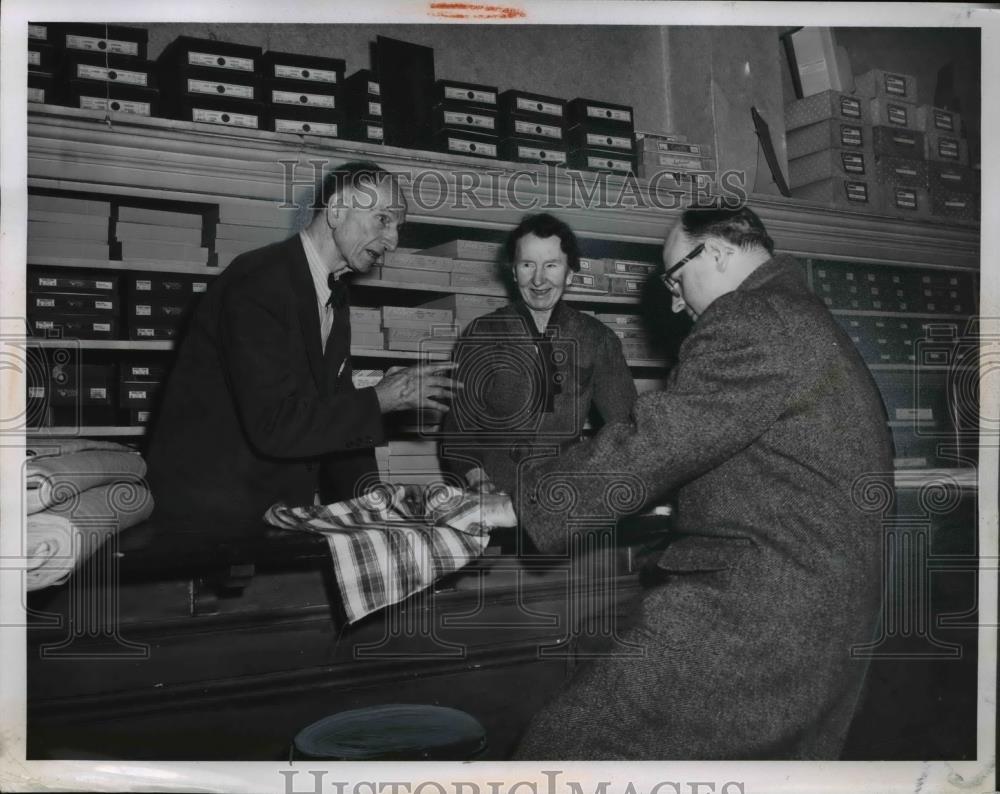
[789,147,874,188]
[382,306,456,352]
[929,162,979,193]
[637,138,716,183]
[606,273,645,297]
[432,79,500,160]
[872,156,930,189]
[27,194,111,260]
[216,202,295,265]
[784,90,869,130]
[341,70,384,144]
[880,185,932,221]
[419,294,508,331]
[925,131,968,165]
[417,239,501,262]
[384,251,455,273]
[787,120,867,160]
[872,127,925,160]
[929,191,978,225]
[157,36,266,130]
[916,105,961,136]
[566,97,636,176]
[382,305,454,328]
[53,23,149,59]
[868,97,920,130]
[262,50,344,138]
[383,326,457,353]
[115,205,207,265]
[792,177,879,211]
[124,273,209,340]
[28,267,121,341]
[350,306,384,350]
[854,69,918,103]
[498,90,568,165]
[380,267,451,287]
[63,52,161,117]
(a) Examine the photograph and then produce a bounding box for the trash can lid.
[293,704,487,761]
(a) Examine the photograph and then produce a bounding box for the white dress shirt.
[299,230,339,352]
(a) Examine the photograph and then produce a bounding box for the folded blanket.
[26,450,147,515]
[26,437,132,460]
[265,484,491,623]
[26,480,154,592]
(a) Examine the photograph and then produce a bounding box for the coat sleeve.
[514,293,793,553]
[590,326,639,424]
[217,278,386,459]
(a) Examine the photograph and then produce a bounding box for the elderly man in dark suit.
[485,205,893,759]
[147,161,456,534]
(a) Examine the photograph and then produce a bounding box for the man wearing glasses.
[490,204,893,760]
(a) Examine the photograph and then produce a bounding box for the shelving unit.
[24,104,980,486]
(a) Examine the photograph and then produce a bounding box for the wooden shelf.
[29,426,146,437]
[27,257,220,276]
[27,339,175,351]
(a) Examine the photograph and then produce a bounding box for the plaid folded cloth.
[264,484,491,623]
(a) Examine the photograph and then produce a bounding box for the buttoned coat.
[512,255,894,759]
[440,301,638,494]
[146,235,384,533]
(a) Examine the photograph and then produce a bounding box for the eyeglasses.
[660,243,705,295]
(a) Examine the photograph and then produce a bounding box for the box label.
[586,105,631,123]
[136,411,151,423]
[136,305,152,316]
[516,145,566,163]
[892,164,918,178]
[516,97,562,116]
[586,132,631,150]
[28,24,47,40]
[893,188,918,209]
[937,138,960,160]
[444,86,496,104]
[841,152,865,174]
[188,52,254,71]
[444,110,495,130]
[514,119,561,139]
[28,50,41,66]
[892,131,917,148]
[368,81,380,96]
[275,119,338,136]
[136,280,152,290]
[884,74,907,96]
[933,109,955,132]
[66,35,138,56]
[132,367,151,376]
[27,87,45,103]
[887,103,908,126]
[28,386,45,399]
[447,138,497,157]
[36,298,55,308]
[193,108,258,128]
[188,79,254,99]
[274,64,338,83]
[80,96,152,115]
[845,181,869,203]
[89,387,107,400]
[587,156,631,170]
[571,274,595,287]
[272,90,335,108]
[93,323,111,332]
[78,63,149,86]
[944,199,970,210]
[840,125,863,147]
[368,101,382,116]
[128,390,148,400]
[95,300,113,311]
[366,124,384,141]
[192,281,208,293]
[839,96,861,118]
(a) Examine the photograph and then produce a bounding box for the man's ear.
[705,238,736,271]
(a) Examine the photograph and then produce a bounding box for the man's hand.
[477,493,518,528]
[465,466,497,494]
[374,362,461,413]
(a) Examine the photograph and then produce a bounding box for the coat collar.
[285,234,326,388]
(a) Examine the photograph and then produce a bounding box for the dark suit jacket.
[512,255,894,759]
[440,301,638,493]
[146,235,384,533]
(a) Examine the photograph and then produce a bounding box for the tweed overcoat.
[146,235,384,533]
[440,301,638,494]
[512,255,894,759]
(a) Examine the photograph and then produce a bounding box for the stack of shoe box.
[27,262,118,342]
[498,90,568,166]
[157,36,266,131]
[123,272,208,342]
[595,312,658,362]
[115,205,208,265]
[27,22,58,105]
[919,105,979,225]
[785,88,876,211]
[341,69,385,144]
[215,201,294,267]
[636,133,715,192]
[350,307,384,351]
[412,239,505,291]
[419,294,509,332]
[262,50,344,138]
[566,97,636,176]
[119,358,169,426]
[381,305,457,354]
[432,79,500,161]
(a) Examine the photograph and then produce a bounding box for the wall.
[143,23,671,132]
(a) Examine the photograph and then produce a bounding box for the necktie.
[327,273,348,309]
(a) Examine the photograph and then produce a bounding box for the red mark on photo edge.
[429,2,526,19]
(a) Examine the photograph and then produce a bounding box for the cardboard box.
[568,149,635,176]
[27,240,110,260]
[29,292,119,315]
[118,205,203,228]
[349,307,382,325]
[499,90,566,122]
[435,79,498,110]
[606,274,645,296]
[68,81,161,117]
[449,271,504,290]
[929,162,979,193]
[792,177,878,210]
[916,105,961,135]
[116,221,202,245]
[380,267,451,287]
[578,257,609,277]
[29,193,110,217]
[434,130,499,160]
[566,272,608,293]
[29,220,109,242]
[173,97,266,130]
[786,120,867,159]
[54,22,149,59]
[128,321,182,341]
[610,259,657,277]
[126,274,209,297]
[28,270,118,294]
[28,72,55,105]
[872,156,929,189]
[880,185,932,220]
[158,35,262,75]
[128,297,192,321]
[500,116,565,143]
[784,90,868,130]
[120,240,209,264]
[63,51,157,89]
[342,120,385,144]
[869,97,920,130]
[789,28,851,96]
[352,332,385,350]
[260,50,345,87]
[566,126,634,154]
[418,239,502,262]
[566,97,634,130]
[384,251,456,273]
[433,105,498,135]
[498,139,567,166]
[855,68,918,102]
[119,380,162,408]
[48,364,116,406]
[789,147,873,188]
[926,131,968,164]
[30,314,117,339]
[121,360,169,381]
[929,189,978,224]
[269,108,341,138]
[382,305,453,327]
[872,126,925,160]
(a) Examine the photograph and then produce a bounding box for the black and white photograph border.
[0,0,997,792]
